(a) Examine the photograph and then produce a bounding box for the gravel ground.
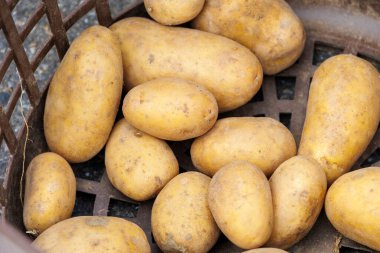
[0,0,139,180]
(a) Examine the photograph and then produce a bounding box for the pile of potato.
[22,0,380,253]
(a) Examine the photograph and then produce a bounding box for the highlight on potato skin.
[298,54,380,185]
[325,167,380,251]
[193,0,306,75]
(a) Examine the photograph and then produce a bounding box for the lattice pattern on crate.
[0,1,380,253]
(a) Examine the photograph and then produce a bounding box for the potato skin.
[299,54,380,185]
[266,156,327,249]
[105,119,179,201]
[32,216,150,253]
[152,172,220,253]
[193,0,305,75]
[144,0,205,25]
[325,167,380,251]
[110,17,263,112]
[209,161,273,249]
[44,25,123,163]
[243,248,288,253]
[23,152,76,234]
[191,117,296,176]
[122,77,218,141]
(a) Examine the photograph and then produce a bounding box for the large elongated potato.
[266,156,327,249]
[208,161,273,249]
[23,152,76,234]
[191,117,296,176]
[144,0,205,25]
[325,167,380,251]
[299,54,380,184]
[44,25,123,163]
[110,17,263,112]
[32,216,150,253]
[152,172,220,253]
[105,119,179,201]
[193,0,305,75]
[122,77,218,141]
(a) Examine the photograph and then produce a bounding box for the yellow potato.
[193,0,305,75]
[32,216,150,253]
[208,161,273,249]
[325,167,380,251]
[266,156,327,249]
[144,0,205,25]
[191,117,296,177]
[152,172,220,253]
[122,77,218,141]
[23,152,76,235]
[243,248,288,253]
[44,25,123,163]
[105,119,179,201]
[299,54,380,185]
[110,17,263,112]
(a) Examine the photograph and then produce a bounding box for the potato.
[325,167,380,251]
[152,172,220,253]
[208,161,273,249]
[192,0,305,75]
[191,117,296,177]
[32,216,150,253]
[266,156,327,249]
[105,119,179,201]
[23,152,76,234]
[44,25,123,163]
[243,248,288,253]
[299,54,380,185]
[144,0,205,25]
[122,77,218,141]
[110,17,263,112]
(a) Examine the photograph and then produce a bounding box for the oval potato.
[191,117,296,176]
[243,248,288,253]
[152,172,220,253]
[110,17,263,112]
[325,167,380,251]
[44,25,123,163]
[144,0,205,25]
[266,156,327,249]
[105,119,179,201]
[122,77,218,141]
[208,161,273,249]
[32,216,150,253]
[23,152,76,234]
[299,54,380,184]
[193,0,305,75]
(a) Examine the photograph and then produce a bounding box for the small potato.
[325,167,380,251]
[105,119,179,201]
[208,161,273,249]
[32,216,150,253]
[299,54,380,184]
[122,77,218,141]
[144,0,205,25]
[44,25,123,163]
[266,156,327,249]
[191,117,296,176]
[152,172,220,253]
[110,17,263,112]
[243,248,288,253]
[193,0,305,74]
[23,152,76,234]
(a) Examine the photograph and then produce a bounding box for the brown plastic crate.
[1,0,380,252]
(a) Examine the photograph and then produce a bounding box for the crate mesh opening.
[57,0,85,18]
[23,15,51,62]
[361,148,380,168]
[72,191,96,216]
[108,0,139,19]
[67,8,98,44]
[108,198,139,219]
[9,90,31,137]
[34,45,60,92]
[0,61,20,109]
[313,41,344,66]
[249,86,264,103]
[279,113,292,129]
[0,30,10,64]
[11,0,42,32]
[0,140,10,182]
[275,76,296,100]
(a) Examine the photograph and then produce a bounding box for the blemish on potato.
[134,131,143,137]
[148,54,155,64]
